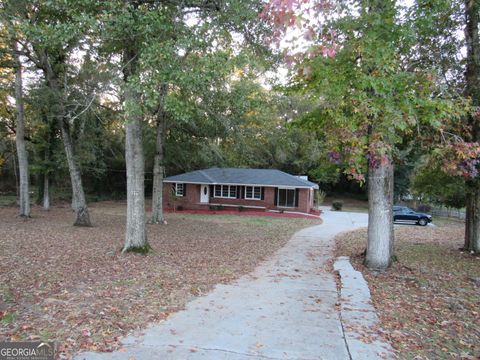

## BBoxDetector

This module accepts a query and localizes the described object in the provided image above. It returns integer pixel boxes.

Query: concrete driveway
[76,209,393,360]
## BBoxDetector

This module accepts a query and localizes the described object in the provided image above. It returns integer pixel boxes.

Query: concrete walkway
[76,209,392,360]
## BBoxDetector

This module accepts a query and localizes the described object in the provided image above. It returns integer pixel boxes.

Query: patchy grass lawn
[0,201,319,359]
[335,221,480,359]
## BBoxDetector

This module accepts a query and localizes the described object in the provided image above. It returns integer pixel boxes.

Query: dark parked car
[393,206,432,226]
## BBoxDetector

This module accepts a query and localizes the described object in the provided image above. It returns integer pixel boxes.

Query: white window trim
[175,183,184,197]
[277,188,296,208]
[213,185,237,199]
[245,186,262,200]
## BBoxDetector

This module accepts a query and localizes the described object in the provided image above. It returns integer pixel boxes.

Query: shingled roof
[164,168,319,189]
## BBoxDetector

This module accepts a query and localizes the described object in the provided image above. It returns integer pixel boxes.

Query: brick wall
[295,188,314,213]
[209,187,273,209]
[163,183,314,213]
[163,183,205,210]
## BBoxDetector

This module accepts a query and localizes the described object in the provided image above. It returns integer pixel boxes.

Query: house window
[174,183,184,197]
[278,188,295,208]
[214,185,236,198]
[245,186,262,200]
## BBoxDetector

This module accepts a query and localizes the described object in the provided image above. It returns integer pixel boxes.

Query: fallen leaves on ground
[335,221,480,359]
[0,201,319,359]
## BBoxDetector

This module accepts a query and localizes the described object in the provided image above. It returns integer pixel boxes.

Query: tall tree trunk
[465,185,480,252]
[36,116,54,209]
[42,126,52,210]
[150,84,168,224]
[464,0,480,252]
[365,157,394,270]
[12,41,30,218]
[465,194,471,249]
[43,173,50,210]
[40,55,91,226]
[122,44,148,253]
[471,190,480,252]
[60,123,91,226]
[71,187,79,211]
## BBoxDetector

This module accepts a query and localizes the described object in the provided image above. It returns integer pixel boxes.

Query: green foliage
[0,0,324,205]
[332,200,343,211]
[314,189,326,207]
[218,84,326,174]
[294,0,463,181]
[109,0,277,178]
[408,0,464,92]
[308,161,341,185]
[411,163,466,209]
[393,141,423,202]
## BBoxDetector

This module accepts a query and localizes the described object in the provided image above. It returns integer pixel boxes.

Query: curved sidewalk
[76,210,392,360]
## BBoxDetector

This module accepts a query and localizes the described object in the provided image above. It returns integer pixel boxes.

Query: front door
[200,184,209,203]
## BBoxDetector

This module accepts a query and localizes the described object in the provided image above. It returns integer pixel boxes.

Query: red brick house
[163,168,319,214]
